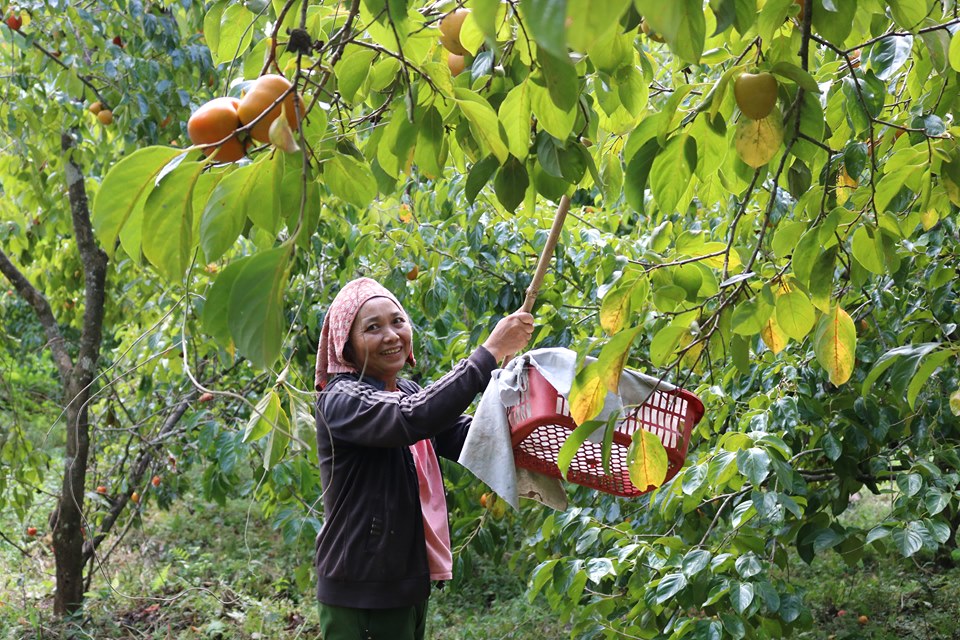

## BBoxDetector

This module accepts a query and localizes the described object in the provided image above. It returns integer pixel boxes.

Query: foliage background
[1,0,959,637]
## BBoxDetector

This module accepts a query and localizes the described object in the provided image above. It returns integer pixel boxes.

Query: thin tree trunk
[50,131,108,616]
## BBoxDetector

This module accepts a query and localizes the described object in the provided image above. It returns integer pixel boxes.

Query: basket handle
[520,194,571,314]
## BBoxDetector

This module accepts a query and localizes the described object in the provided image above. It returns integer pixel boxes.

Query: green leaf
[814,305,857,386]
[731,297,774,336]
[649,325,688,367]
[202,0,227,60]
[906,349,953,409]
[325,153,378,209]
[529,78,577,141]
[893,522,924,557]
[565,0,631,52]
[584,557,616,584]
[465,156,499,203]
[455,88,510,163]
[93,146,185,258]
[729,581,755,614]
[227,245,292,370]
[896,472,922,498]
[264,408,291,470]
[807,246,837,313]
[861,343,941,398]
[142,160,205,281]
[244,390,280,442]
[649,134,695,214]
[202,257,246,348]
[887,0,929,31]
[870,34,914,80]
[520,0,568,58]
[681,549,712,577]
[538,48,579,112]
[493,156,529,212]
[737,447,770,486]
[681,464,707,496]
[557,418,603,478]
[812,0,856,44]
[950,31,960,72]
[623,138,660,213]
[655,573,687,604]
[335,46,377,103]
[770,61,821,93]
[925,489,949,516]
[634,0,705,63]
[791,226,822,288]
[528,560,559,600]
[775,289,816,341]
[215,3,255,64]
[414,106,446,179]
[200,163,258,263]
[499,81,533,160]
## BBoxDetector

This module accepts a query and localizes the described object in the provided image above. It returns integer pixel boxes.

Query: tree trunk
[50,131,108,616]
[52,381,91,615]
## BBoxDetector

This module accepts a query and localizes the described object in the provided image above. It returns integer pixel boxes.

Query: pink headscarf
[315,277,415,390]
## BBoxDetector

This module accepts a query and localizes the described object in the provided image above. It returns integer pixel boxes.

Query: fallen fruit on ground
[439,8,470,55]
[97,109,114,125]
[734,71,778,120]
[858,615,868,625]
[188,97,245,162]
[237,74,301,144]
[447,53,465,77]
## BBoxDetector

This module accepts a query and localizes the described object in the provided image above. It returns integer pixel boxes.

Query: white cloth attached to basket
[459,347,677,511]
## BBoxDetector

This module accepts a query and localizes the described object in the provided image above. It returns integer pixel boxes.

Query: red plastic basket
[507,366,704,497]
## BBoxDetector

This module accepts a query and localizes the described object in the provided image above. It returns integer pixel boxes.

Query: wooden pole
[520,194,571,313]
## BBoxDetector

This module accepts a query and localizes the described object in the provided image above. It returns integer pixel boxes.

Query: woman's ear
[342,342,356,367]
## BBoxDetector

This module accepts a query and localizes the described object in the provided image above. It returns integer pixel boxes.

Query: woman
[313,277,534,639]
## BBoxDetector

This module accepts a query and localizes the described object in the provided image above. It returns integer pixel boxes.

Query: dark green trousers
[317,600,427,640]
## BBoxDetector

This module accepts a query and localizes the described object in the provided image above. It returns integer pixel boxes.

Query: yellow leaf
[598,326,643,394]
[836,166,858,206]
[734,108,783,168]
[600,274,648,335]
[920,209,939,230]
[569,362,606,425]
[760,313,789,354]
[814,306,857,385]
[627,429,669,492]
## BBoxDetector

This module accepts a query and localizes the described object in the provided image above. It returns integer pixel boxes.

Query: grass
[0,495,565,639]
[3,487,959,639]
[790,490,960,640]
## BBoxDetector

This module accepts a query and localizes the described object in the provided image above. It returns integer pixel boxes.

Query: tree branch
[62,132,108,391]
[0,250,73,384]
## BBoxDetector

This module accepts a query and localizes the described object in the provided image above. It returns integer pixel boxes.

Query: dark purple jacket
[313,347,496,608]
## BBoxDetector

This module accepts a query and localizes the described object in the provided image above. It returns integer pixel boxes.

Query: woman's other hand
[482,311,535,362]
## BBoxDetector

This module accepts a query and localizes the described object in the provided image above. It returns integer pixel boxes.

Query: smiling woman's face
[346,297,412,389]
